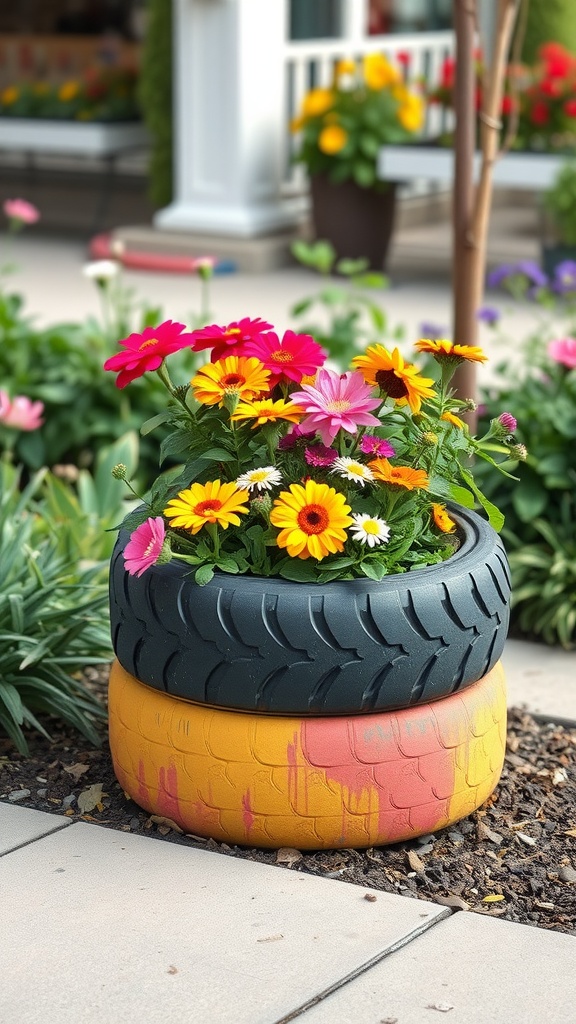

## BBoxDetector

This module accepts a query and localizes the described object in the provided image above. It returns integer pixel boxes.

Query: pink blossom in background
[123,517,166,577]
[498,412,517,433]
[0,391,44,431]
[3,198,40,225]
[548,337,576,369]
[360,434,396,458]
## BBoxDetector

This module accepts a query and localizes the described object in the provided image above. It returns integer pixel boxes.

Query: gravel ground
[1,665,575,936]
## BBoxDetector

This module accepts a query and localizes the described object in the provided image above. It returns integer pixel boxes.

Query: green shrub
[477,309,576,648]
[0,462,113,753]
[138,0,173,208]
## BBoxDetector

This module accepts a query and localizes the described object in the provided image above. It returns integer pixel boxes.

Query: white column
[155,0,304,237]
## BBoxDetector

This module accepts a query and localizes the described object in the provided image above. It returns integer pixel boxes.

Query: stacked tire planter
[108,506,511,850]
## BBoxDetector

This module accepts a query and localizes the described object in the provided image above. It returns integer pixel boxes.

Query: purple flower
[476,305,500,326]
[486,261,548,291]
[277,425,316,450]
[499,412,517,433]
[418,321,448,340]
[552,260,576,295]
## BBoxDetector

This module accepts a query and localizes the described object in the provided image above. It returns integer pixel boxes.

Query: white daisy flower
[236,466,282,492]
[331,456,374,487]
[82,259,119,283]
[350,513,391,548]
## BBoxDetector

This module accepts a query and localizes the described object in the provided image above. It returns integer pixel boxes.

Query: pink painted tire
[108,660,507,850]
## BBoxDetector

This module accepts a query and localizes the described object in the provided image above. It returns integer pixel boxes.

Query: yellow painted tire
[108,659,507,850]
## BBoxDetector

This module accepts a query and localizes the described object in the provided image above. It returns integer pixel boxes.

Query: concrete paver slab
[0,820,447,1024]
[503,639,576,724]
[0,802,71,855]
[296,911,575,1024]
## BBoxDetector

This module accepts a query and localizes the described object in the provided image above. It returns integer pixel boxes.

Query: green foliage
[138,0,173,208]
[0,462,112,754]
[289,239,403,367]
[543,161,576,246]
[0,67,140,122]
[0,287,192,486]
[521,0,576,66]
[477,327,576,648]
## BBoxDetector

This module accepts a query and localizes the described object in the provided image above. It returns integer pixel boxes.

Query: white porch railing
[282,30,456,194]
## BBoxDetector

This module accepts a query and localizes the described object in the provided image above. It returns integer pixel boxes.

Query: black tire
[109,506,511,715]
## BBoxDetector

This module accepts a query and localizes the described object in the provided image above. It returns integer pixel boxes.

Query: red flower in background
[190,317,273,361]
[564,99,576,118]
[103,320,196,388]
[530,101,550,126]
[539,41,575,79]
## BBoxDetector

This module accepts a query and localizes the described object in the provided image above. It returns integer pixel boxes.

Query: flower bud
[509,442,528,461]
[250,493,273,518]
[112,463,127,480]
[173,384,190,403]
[498,411,517,433]
[421,430,438,446]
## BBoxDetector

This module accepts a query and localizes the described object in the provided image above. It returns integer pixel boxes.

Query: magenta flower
[277,425,316,451]
[0,391,44,431]
[3,198,40,225]
[190,317,273,361]
[123,517,167,577]
[243,329,326,385]
[304,443,339,467]
[360,434,396,458]
[498,412,517,433]
[103,320,196,388]
[290,368,381,445]
[548,337,576,370]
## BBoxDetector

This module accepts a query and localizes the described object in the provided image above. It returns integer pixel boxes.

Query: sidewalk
[1,230,575,1023]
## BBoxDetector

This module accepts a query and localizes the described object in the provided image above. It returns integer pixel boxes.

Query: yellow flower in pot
[290,54,424,270]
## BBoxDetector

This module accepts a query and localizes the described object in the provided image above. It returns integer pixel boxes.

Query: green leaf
[141,410,174,435]
[195,564,215,586]
[359,560,387,581]
[200,448,236,462]
[278,560,319,583]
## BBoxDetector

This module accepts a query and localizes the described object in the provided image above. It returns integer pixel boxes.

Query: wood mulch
[1,664,575,936]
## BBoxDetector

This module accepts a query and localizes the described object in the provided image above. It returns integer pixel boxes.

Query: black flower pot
[309,174,398,272]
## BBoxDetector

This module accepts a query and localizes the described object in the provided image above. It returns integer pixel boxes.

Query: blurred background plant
[289,239,404,367]
[0,65,140,122]
[477,266,576,648]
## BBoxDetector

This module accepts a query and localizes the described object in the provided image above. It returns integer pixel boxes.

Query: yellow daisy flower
[1,86,19,105]
[414,338,488,363]
[351,345,436,414]
[231,398,303,426]
[318,123,348,154]
[302,87,334,119]
[368,458,430,491]
[58,80,80,102]
[270,480,352,561]
[397,93,424,132]
[363,53,400,90]
[441,411,466,430]
[164,480,249,535]
[191,356,270,406]
[432,503,457,534]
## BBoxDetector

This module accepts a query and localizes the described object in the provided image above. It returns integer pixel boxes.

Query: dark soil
[1,664,576,936]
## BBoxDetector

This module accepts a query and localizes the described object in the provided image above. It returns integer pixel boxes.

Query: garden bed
[1,664,575,936]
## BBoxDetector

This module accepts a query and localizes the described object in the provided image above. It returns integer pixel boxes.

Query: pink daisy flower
[360,434,396,458]
[548,337,576,370]
[190,317,273,361]
[123,517,167,577]
[290,368,381,445]
[103,320,196,388]
[243,329,326,385]
[277,425,316,451]
[305,443,339,467]
[0,391,44,431]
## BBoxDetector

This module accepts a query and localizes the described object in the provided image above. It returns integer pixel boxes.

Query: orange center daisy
[271,350,294,363]
[139,338,159,350]
[194,499,223,517]
[297,503,330,535]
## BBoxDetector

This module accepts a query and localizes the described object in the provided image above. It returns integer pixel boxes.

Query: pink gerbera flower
[0,391,44,431]
[190,317,273,361]
[243,329,326,385]
[103,320,195,388]
[123,517,168,577]
[290,368,381,445]
[548,337,576,369]
[360,434,396,458]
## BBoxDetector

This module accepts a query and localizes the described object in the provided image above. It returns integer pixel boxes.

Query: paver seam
[269,906,451,1024]
[0,816,73,858]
